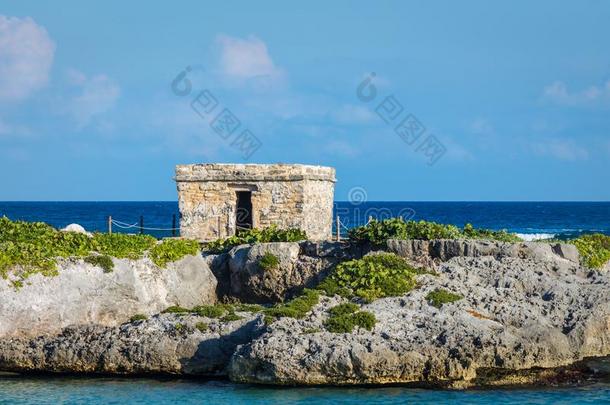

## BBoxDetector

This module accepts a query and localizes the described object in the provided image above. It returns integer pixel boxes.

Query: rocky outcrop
[0,255,217,338]
[210,241,357,303]
[0,313,265,375]
[228,253,610,387]
[386,239,581,266]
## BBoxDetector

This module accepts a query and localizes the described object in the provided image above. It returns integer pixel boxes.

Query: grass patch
[301,327,322,334]
[195,321,208,332]
[174,323,185,332]
[426,288,463,308]
[220,312,243,322]
[130,314,147,322]
[192,304,227,318]
[84,254,114,273]
[263,288,320,321]
[324,304,376,333]
[317,253,420,303]
[572,233,610,269]
[149,238,199,268]
[10,279,23,290]
[348,218,521,246]
[258,252,280,270]
[204,225,307,253]
[162,305,191,314]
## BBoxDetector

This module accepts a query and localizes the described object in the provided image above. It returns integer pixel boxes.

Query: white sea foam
[515,233,557,241]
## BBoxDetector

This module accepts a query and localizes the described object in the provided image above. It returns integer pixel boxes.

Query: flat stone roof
[175,163,336,182]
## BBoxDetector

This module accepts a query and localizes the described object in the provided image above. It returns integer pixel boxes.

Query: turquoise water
[0,377,609,404]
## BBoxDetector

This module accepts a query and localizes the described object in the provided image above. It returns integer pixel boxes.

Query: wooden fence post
[139,216,144,235]
[108,216,112,234]
[336,216,340,241]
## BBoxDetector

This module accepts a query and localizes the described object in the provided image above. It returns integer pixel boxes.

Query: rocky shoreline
[1,239,609,388]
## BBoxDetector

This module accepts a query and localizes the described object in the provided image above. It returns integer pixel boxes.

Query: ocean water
[0,377,609,405]
[0,201,609,240]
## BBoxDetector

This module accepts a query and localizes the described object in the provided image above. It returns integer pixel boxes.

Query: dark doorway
[235,191,253,232]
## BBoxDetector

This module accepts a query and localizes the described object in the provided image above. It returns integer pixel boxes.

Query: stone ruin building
[175,163,336,241]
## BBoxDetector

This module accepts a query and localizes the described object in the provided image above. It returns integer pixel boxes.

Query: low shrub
[174,323,185,331]
[204,225,307,253]
[220,312,243,322]
[324,304,376,333]
[162,305,191,314]
[328,302,359,317]
[426,288,463,308]
[317,253,419,303]
[348,218,521,246]
[195,321,208,332]
[263,288,320,321]
[233,303,266,312]
[192,304,227,318]
[149,238,199,268]
[572,233,610,269]
[84,254,114,273]
[92,233,156,260]
[258,252,280,270]
[130,314,147,322]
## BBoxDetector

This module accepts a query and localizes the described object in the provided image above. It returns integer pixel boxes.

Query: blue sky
[0,0,609,201]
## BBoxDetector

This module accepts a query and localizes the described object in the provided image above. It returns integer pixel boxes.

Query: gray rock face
[227,242,347,303]
[0,255,217,338]
[228,254,610,387]
[386,239,581,266]
[0,313,265,375]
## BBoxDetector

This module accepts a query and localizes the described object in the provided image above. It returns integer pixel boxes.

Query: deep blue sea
[0,201,609,240]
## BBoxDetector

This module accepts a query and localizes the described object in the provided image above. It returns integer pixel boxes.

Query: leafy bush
[92,233,156,259]
[348,218,521,246]
[462,223,522,243]
[263,288,320,321]
[328,302,359,317]
[195,322,208,332]
[317,253,420,303]
[324,304,376,333]
[204,225,307,253]
[149,238,199,268]
[162,305,191,314]
[572,233,610,269]
[130,314,147,322]
[259,252,280,270]
[84,254,114,273]
[426,288,463,308]
[0,217,202,280]
[220,312,243,322]
[192,304,227,318]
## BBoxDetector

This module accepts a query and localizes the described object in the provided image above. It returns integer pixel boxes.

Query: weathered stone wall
[175,164,335,241]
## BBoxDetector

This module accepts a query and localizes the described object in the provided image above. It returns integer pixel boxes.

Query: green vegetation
[84,254,114,273]
[149,238,199,268]
[92,233,156,259]
[192,304,226,318]
[317,253,424,303]
[10,279,23,290]
[572,233,610,269]
[301,327,322,334]
[0,217,201,281]
[426,288,463,308]
[258,252,280,270]
[263,288,320,321]
[220,312,243,322]
[328,302,360,317]
[204,225,307,253]
[174,323,185,332]
[324,303,376,333]
[348,218,521,246]
[162,305,191,314]
[130,314,148,322]
[195,321,208,332]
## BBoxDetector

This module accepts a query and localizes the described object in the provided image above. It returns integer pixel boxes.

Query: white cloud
[215,34,286,88]
[542,80,610,106]
[531,138,589,161]
[64,70,120,128]
[0,15,55,102]
[469,117,494,135]
[323,139,360,157]
[330,104,376,125]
